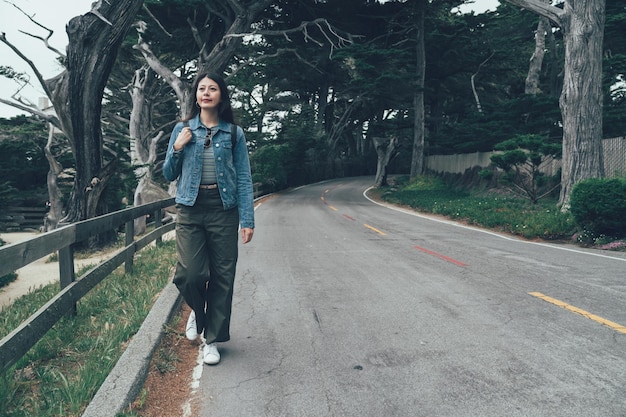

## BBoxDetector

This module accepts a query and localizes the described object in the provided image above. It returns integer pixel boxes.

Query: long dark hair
[182,72,235,124]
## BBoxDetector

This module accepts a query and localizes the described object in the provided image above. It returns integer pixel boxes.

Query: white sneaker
[203,342,221,365]
[185,311,198,341]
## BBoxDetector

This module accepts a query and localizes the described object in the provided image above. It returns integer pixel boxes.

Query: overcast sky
[0,0,501,119]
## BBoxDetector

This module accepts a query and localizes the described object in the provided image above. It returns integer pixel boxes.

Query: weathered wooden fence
[0,197,175,371]
[426,136,626,178]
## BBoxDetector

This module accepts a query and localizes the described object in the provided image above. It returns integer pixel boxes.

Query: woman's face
[196,77,221,112]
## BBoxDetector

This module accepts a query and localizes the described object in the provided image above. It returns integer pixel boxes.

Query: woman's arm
[163,123,187,181]
[233,125,255,231]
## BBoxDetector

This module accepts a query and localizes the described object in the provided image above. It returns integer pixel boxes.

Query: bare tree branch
[0,32,55,100]
[471,51,495,113]
[142,4,173,37]
[17,30,65,57]
[251,48,324,73]
[504,0,565,27]
[0,96,38,117]
[5,1,66,57]
[133,35,188,104]
[224,18,356,58]
[186,16,207,53]
[327,97,362,152]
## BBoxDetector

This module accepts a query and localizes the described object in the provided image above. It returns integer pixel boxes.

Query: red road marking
[413,246,468,267]
[342,214,356,221]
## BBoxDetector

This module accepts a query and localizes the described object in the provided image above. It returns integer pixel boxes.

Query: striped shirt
[201,129,218,185]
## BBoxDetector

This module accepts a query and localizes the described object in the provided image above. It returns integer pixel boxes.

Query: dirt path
[0,232,109,309]
[0,231,175,309]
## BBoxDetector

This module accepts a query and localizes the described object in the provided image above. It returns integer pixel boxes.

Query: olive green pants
[173,188,239,344]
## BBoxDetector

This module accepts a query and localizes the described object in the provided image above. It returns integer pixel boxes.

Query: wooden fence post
[125,220,134,274]
[58,245,77,316]
[154,209,163,246]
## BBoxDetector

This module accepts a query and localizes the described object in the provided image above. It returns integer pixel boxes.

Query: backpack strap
[231,124,238,148]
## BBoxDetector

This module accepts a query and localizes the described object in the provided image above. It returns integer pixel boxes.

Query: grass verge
[376,175,578,241]
[0,239,176,417]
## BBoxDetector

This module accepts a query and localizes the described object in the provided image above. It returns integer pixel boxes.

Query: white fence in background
[426,136,626,178]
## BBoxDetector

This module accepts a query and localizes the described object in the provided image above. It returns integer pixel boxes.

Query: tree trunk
[410,0,426,178]
[525,12,550,94]
[190,0,273,114]
[374,135,399,187]
[61,0,145,224]
[506,0,606,209]
[43,124,64,231]
[546,23,561,97]
[557,0,605,208]
[128,65,169,235]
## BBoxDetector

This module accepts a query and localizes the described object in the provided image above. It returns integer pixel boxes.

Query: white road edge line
[185,203,263,415]
[182,343,205,417]
[363,186,626,263]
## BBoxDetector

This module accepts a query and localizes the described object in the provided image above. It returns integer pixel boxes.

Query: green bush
[0,271,17,288]
[379,175,576,240]
[0,238,18,288]
[250,144,289,192]
[570,178,626,237]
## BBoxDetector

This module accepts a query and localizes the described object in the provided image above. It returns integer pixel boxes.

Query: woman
[163,72,254,365]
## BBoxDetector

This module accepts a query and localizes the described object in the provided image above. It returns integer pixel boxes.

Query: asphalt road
[195,176,626,417]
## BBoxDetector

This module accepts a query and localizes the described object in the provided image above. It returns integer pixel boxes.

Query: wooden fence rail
[0,197,175,371]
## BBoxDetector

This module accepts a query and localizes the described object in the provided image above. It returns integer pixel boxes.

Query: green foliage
[430,95,562,154]
[0,66,28,83]
[494,134,561,156]
[264,106,327,187]
[489,134,561,204]
[478,169,494,181]
[0,238,17,288]
[333,40,414,108]
[0,240,177,416]
[570,178,626,238]
[0,272,17,288]
[100,156,138,214]
[0,118,49,207]
[402,175,454,192]
[250,144,289,192]
[0,181,19,208]
[0,116,74,209]
[381,175,575,240]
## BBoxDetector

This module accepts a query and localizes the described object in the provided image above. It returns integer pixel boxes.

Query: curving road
[196,176,626,417]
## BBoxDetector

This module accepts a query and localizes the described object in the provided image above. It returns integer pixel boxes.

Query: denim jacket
[163,116,255,229]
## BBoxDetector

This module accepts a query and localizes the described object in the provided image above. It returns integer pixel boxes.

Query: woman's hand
[241,228,254,244]
[173,127,193,151]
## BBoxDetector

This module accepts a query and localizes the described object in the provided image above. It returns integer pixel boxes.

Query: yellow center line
[529,291,626,335]
[363,224,386,235]
[328,205,338,211]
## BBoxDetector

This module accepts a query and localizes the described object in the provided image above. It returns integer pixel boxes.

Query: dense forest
[0,0,624,227]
